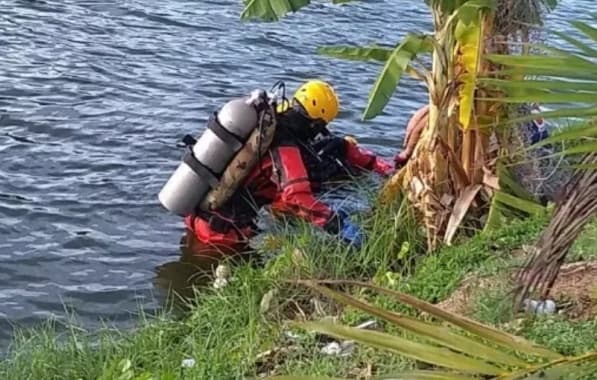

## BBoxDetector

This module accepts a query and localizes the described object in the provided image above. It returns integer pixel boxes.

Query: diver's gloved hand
[330,206,365,249]
[340,219,364,249]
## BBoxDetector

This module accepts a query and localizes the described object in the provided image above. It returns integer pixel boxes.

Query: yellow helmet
[292,80,339,124]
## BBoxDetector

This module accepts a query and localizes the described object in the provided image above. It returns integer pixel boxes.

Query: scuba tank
[158,89,277,217]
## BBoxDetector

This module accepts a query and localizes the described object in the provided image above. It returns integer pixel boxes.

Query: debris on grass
[438,260,597,321]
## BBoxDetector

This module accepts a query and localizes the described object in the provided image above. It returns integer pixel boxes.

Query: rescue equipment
[158,89,277,216]
[293,80,339,124]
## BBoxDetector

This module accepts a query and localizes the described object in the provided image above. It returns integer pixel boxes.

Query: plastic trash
[181,358,196,368]
[215,264,231,279]
[523,299,556,315]
[213,277,229,289]
[213,264,231,289]
[320,341,354,357]
[320,319,376,357]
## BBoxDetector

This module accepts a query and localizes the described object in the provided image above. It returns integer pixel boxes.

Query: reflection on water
[153,230,256,308]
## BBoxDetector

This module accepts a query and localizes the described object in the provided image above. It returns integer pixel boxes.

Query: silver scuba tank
[158,97,260,217]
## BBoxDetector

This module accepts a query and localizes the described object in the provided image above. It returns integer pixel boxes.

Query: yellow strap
[275,99,291,114]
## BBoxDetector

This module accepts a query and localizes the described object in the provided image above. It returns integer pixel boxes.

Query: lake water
[0,0,593,351]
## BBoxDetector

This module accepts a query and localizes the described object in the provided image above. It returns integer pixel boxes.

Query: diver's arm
[270,145,345,233]
[343,139,394,177]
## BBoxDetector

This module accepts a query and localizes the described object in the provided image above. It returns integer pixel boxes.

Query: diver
[158,80,417,252]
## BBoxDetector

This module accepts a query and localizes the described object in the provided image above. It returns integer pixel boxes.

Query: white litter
[523,299,556,315]
[213,277,229,289]
[319,319,376,357]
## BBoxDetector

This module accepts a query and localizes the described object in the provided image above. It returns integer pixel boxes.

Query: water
[0,0,592,351]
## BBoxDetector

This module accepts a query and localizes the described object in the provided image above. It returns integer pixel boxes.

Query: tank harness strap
[207,214,234,232]
[202,212,255,241]
[208,113,244,152]
[182,149,219,189]
[181,134,197,147]
[271,147,309,189]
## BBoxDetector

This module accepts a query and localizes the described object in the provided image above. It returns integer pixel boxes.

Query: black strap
[183,150,219,188]
[182,134,197,147]
[270,148,285,185]
[208,114,244,152]
[323,212,343,235]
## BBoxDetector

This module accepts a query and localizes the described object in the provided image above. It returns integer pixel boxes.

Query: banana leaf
[362,34,431,120]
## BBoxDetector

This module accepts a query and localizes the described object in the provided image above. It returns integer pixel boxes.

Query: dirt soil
[437,260,597,321]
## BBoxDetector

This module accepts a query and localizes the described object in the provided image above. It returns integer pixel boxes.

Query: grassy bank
[1,196,595,379]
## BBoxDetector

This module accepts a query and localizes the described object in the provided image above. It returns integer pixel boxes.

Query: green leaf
[552,30,597,57]
[299,281,562,360]
[426,0,469,14]
[483,194,508,233]
[307,283,528,367]
[487,107,597,128]
[557,141,597,156]
[362,34,430,120]
[264,376,349,380]
[294,321,504,375]
[479,93,597,104]
[498,69,596,82]
[240,0,356,21]
[377,371,478,379]
[240,0,310,21]
[571,20,597,42]
[494,191,546,216]
[318,45,394,62]
[456,0,496,25]
[501,356,597,379]
[543,0,558,10]
[479,78,597,92]
[486,55,597,78]
[497,164,536,202]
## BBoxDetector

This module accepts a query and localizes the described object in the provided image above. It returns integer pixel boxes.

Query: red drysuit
[184,139,393,247]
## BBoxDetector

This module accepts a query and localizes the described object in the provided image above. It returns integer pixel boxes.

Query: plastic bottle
[523,299,556,315]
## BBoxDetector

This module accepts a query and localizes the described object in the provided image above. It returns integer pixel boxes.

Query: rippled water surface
[0,0,593,350]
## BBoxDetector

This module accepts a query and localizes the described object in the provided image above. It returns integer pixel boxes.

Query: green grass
[569,217,597,262]
[0,267,271,379]
[0,199,595,379]
[467,217,597,361]
[397,214,548,304]
[520,317,597,356]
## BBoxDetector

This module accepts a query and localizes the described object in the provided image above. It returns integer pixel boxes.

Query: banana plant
[263,280,597,380]
[238,0,560,250]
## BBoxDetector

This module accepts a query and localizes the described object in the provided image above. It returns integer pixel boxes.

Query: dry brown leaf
[444,184,483,245]
[440,193,455,207]
[483,166,500,190]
